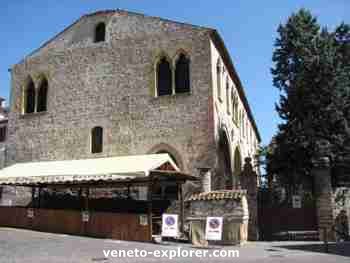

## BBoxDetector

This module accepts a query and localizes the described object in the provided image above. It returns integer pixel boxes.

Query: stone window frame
[154,50,191,98]
[173,50,191,94]
[154,54,173,97]
[242,113,245,138]
[36,76,48,113]
[226,77,231,115]
[233,93,239,126]
[238,108,242,130]
[216,59,222,102]
[21,74,49,116]
[22,76,35,114]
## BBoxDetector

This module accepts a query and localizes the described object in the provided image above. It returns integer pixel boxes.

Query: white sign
[205,217,223,241]
[27,208,34,218]
[82,211,90,222]
[292,195,302,208]
[161,214,178,237]
[139,214,148,226]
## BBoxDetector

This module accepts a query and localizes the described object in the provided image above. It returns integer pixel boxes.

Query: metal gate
[258,189,318,240]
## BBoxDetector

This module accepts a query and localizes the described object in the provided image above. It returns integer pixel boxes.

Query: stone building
[7,9,260,186]
[0,97,9,204]
[2,10,261,239]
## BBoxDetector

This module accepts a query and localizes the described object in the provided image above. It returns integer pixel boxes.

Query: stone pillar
[240,157,258,241]
[0,146,5,169]
[312,157,336,241]
[198,167,211,193]
[0,146,5,205]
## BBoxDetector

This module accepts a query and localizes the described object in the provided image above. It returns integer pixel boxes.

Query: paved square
[0,228,349,263]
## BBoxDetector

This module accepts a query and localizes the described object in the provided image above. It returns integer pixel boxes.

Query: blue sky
[1,0,349,145]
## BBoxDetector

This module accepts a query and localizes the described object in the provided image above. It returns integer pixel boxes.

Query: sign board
[139,214,148,226]
[27,208,34,218]
[205,217,223,241]
[161,214,178,237]
[292,195,302,208]
[82,211,90,222]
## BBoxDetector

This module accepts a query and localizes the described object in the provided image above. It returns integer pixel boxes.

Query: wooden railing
[0,207,150,242]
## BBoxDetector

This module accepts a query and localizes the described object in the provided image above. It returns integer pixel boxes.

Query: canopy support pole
[31,187,35,208]
[38,187,42,208]
[147,178,153,241]
[84,188,89,211]
[178,182,185,235]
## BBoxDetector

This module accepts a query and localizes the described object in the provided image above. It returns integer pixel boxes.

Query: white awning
[0,154,182,186]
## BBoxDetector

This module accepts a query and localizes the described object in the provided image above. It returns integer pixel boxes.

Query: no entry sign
[162,214,178,237]
[205,217,223,240]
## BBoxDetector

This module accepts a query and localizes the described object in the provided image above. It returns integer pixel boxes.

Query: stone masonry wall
[7,11,216,177]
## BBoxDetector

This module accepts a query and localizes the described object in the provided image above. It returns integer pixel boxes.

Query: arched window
[234,98,239,123]
[91,126,103,154]
[231,89,235,118]
[94,22,106,43]
[216,59,221,100]
[242,114,245,137]
[37,77,48,112]
[24,77,35,114]
[175,53,190,93]
[157,57,172,96]
[226,79,230,115]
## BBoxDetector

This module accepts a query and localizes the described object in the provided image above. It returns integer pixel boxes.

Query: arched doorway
[233,147,242,187]
[156,150,178,167]
[148,143,184,171]
[218,130,233,190]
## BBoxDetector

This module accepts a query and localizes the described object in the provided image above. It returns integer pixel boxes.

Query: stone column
[198,167,211,193]
[240,157,259,241]
[312,157,336,241]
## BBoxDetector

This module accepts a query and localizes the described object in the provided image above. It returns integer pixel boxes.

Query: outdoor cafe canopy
[0,154,196,187]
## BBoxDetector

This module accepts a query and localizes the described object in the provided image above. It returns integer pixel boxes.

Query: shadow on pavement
[275,242,350,257]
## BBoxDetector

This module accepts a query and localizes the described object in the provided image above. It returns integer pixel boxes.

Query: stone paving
[0,228,349,263]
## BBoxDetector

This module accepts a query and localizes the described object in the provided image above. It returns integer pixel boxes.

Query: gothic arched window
[25,77,35,114]
[216,59,222,100]
[226,78,230,115]
[234,98,239,123]
[157,57,172,96]
[231,89,235,118]
[37,77,48,112]
[175,53,190,93]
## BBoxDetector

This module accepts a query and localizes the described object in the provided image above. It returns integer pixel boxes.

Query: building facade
[0,97,9,205]
[6,10,260,196]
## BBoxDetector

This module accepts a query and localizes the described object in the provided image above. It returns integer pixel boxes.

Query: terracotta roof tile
[186,190,247,201]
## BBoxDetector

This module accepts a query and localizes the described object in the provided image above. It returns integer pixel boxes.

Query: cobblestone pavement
[0,228,349,263]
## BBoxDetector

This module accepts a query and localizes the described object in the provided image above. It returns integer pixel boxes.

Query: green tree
[269,9,350,187]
